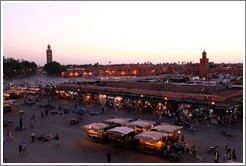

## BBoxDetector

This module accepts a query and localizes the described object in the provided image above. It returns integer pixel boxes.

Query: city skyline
[2,1,245,66]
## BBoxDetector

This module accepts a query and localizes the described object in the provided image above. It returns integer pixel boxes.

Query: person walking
[184,142,189,153]
[32,114,35,121]
[223,145,229,161]
[9,129,13,140]
[41,110,44,118]
[18,144,23,156]
[31,131,35,143]
[214,150,220,163]
[30,118,34,129]
[206,119,210,129]
[232,149,237,161]
[181,133,184,143]
[191,145,196,157]
[107,151,111,163]
[195,118,199,127]
[6,128,13,141]
[44,108,49,116]
[54,133,60,146]
[227,148,231,160]
[22,142,27,156]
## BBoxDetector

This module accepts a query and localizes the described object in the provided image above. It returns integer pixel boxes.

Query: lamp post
[19,110,24,130]
[211,101,215,108]
[211,101,215,118]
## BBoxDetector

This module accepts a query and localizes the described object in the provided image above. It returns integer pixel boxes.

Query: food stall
[106,126,135,148]
[83,122,117,143]
[127,119,156,133]
[104,118,131,126]
[3,100,15,112]
[134,131,168,155]
[151,123,183,144]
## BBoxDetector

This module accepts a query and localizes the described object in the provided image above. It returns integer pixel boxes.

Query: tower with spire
[46,44,53,64]
[199,50,209,80]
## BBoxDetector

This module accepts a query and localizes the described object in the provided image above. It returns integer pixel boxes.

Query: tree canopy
[3,57,37,78]
[43,61,65,76]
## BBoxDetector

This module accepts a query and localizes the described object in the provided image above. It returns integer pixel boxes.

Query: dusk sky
[2,1,245,66]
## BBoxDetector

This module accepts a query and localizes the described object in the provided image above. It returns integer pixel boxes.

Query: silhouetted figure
[41,111,44,118]
[227,148,231,160]
[45,108,49,116]
[22,142,27,156]
[55,133,60,146]
[107,151,111,163]
[31,131,35,143]
[181,133,184,142]
[18,144,22,156]
[191,145,196,157]
[232,149,237,161]
[32,114,35,121]
[214,151,220,163]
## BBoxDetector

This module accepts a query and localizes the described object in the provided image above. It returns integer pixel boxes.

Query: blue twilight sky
[2,1,245,66]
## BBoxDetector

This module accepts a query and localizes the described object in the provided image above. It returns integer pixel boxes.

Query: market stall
[134,131,168,155]
[104,118,131,126]
[151,123,183,144]
[106,126,135,148]
[127,119,156,133]
[83,122,117,143]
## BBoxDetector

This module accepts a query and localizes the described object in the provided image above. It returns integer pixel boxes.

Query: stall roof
[104,118,130,126]
[128,119,155,128]
[106,126,134,136]
[152,123,183,133]
[3,100,16,107]
[134,131,168,141]
[83,122,109,130]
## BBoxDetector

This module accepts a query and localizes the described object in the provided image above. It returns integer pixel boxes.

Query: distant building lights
[69,72,73,77]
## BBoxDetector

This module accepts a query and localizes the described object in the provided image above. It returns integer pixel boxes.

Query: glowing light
[69,72,73,77]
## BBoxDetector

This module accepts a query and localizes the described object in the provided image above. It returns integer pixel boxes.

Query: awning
[128,119,155,128]
[152,123,183,133]
[106,126,134,136]
[134,131,168,141]
[83,122,109,130]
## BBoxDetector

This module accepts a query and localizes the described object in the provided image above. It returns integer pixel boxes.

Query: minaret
[199,50,209,80]
[46,44,53,64]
